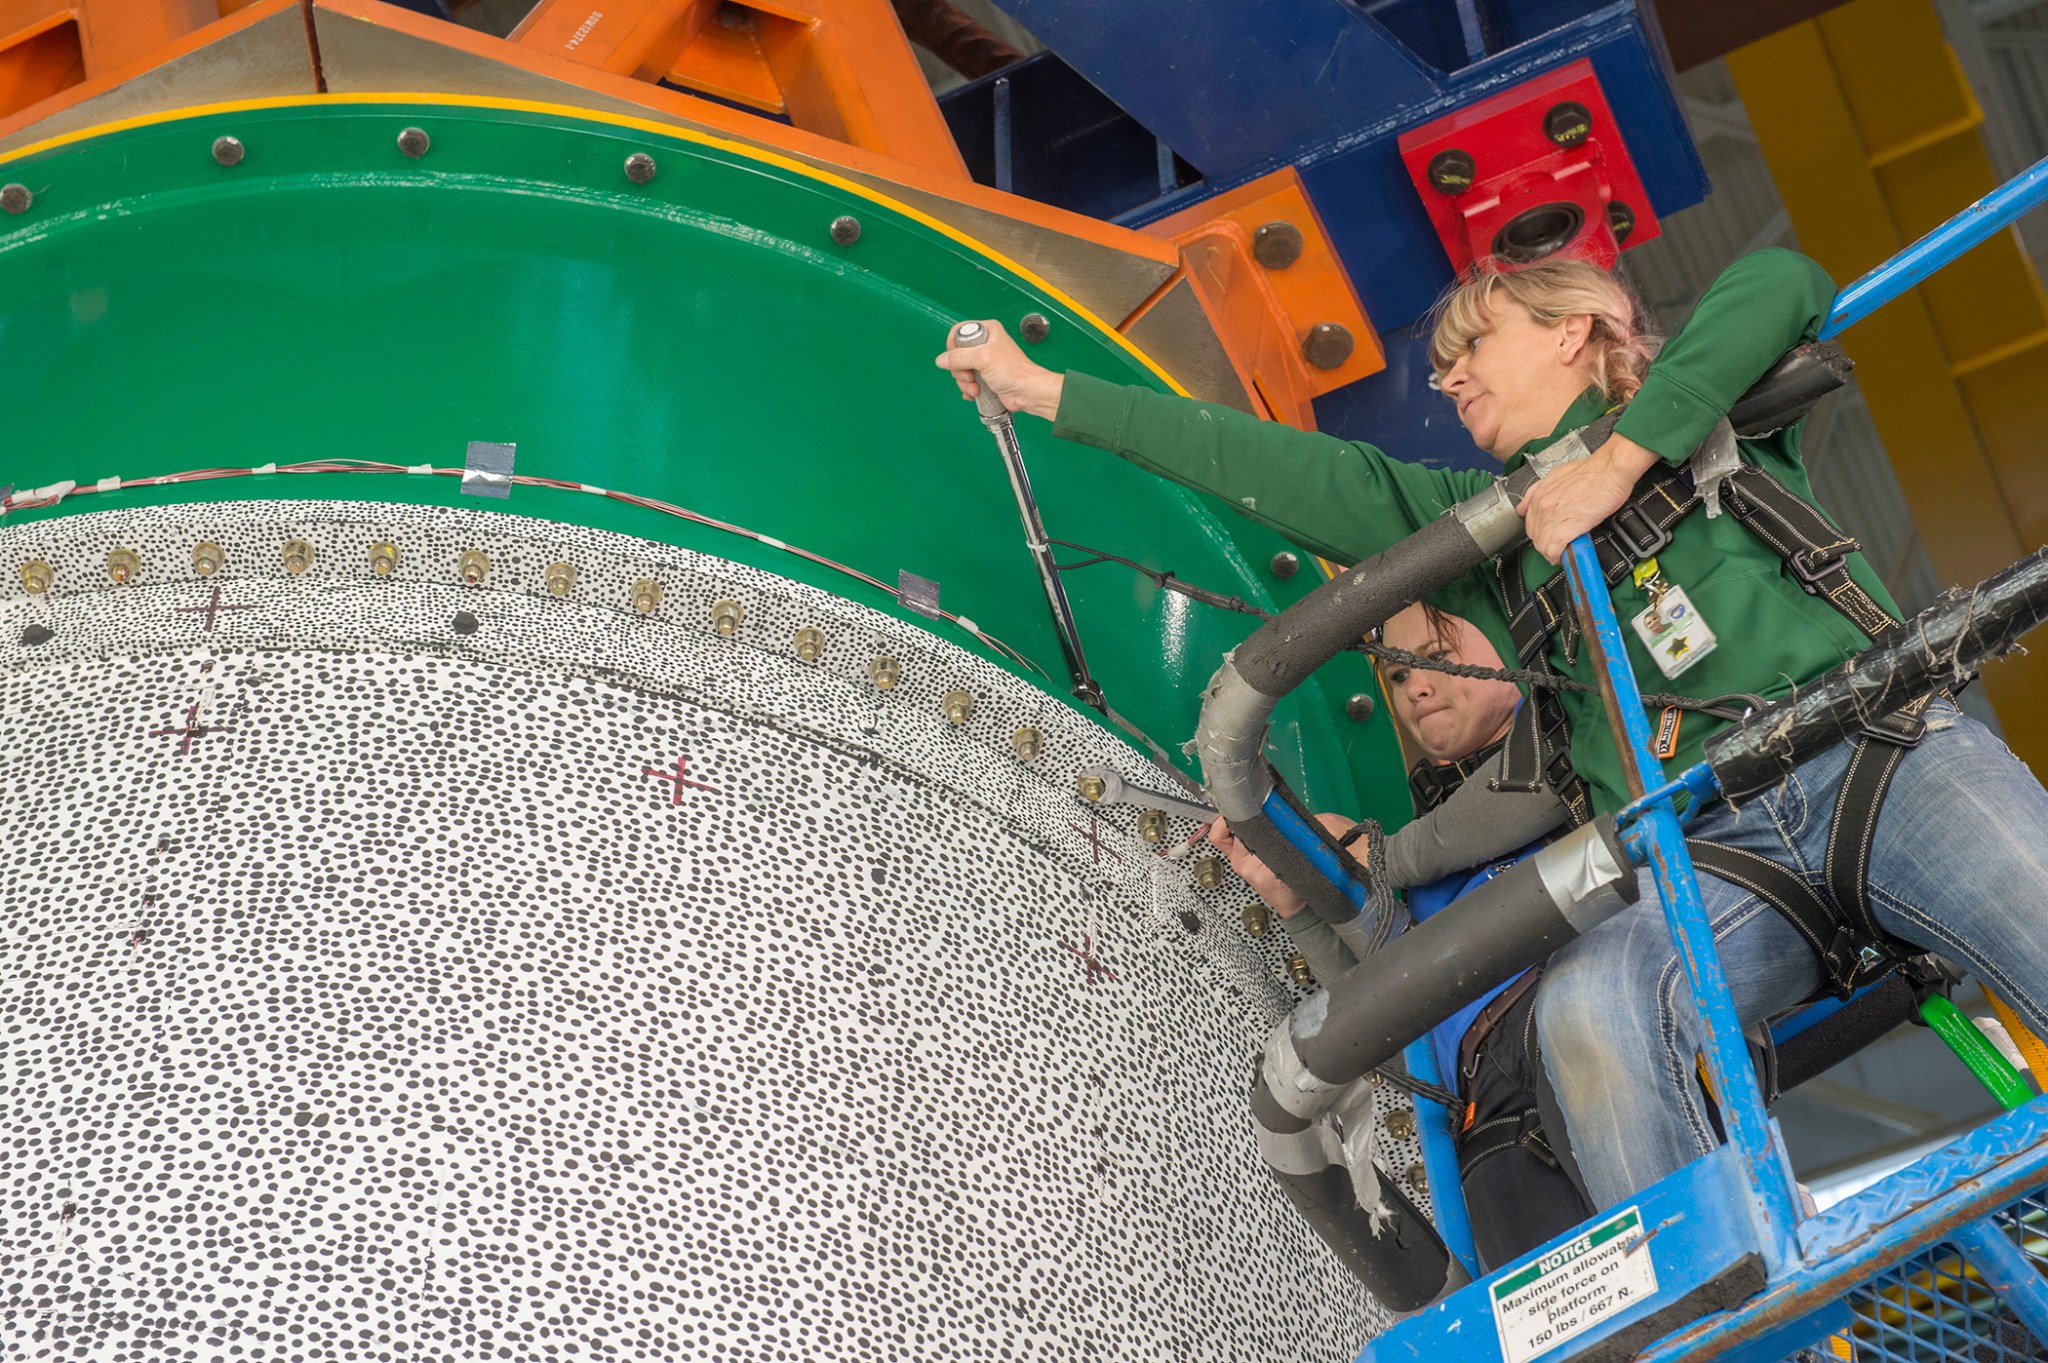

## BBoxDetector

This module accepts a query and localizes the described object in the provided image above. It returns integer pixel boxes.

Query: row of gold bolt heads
[1073,759,1301,976]
[13,547,1064,746]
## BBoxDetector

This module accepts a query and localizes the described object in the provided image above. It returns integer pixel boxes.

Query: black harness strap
[1684,840,1899,1001]
[1406,735,1508,815]
[1486,442,1929,1000]
[1717,469,1899,641]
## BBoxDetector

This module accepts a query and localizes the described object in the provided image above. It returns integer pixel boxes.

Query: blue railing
[1266,150,2048,1359]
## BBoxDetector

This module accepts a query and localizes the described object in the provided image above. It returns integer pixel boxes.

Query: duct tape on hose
[1531,817,1638,933]
[1328,1077,1394,1236]
[1259,995,1347,1123]
[1193,657,1278,821]
[1251,1077,1393,1238]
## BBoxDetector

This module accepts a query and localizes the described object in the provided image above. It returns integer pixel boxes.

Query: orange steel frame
[0,0,1381,430]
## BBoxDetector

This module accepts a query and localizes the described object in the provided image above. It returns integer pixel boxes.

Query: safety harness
[1492,445,1932,1002]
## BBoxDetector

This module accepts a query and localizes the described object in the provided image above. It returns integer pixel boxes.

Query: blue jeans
[1534,699,2048,1208]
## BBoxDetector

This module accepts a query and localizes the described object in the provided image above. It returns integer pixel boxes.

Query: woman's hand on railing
[1517,431,1661,563]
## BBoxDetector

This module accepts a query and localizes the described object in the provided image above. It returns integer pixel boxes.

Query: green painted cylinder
[0,97,1407,822]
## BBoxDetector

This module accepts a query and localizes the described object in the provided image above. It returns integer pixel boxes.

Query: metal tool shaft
[952,321,1103,708]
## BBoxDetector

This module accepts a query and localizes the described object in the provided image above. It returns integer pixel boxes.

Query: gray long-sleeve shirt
[1286,752,1570,983]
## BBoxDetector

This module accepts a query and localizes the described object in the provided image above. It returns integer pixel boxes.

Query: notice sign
[1490,1205,1658,1363]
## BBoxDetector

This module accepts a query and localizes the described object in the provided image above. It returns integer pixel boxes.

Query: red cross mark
[150,700,227,755]
[642,755,722,805]
[1061,934,1119,986]
[1067,816,1123,865]
[174,584,255,633]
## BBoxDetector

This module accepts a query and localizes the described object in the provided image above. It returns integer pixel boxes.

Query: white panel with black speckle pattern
[0,501,1421,1362]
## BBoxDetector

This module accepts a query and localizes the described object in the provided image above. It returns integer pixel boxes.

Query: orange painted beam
[306,0,1165,275]
[0,0,307,134]
[0,8,83,116]
[513,0,963,179]
[509,0,716,82]
[1147,166,1385,407]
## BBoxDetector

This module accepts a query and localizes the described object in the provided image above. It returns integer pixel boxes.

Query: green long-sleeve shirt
[1052,248,1899,816]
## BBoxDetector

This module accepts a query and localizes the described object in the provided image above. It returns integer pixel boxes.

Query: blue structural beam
[982,0,1706,332]
[1404,1037,1482,1280]
[1632,1096,2048,1362]
[1824,150,2048,338]
[1560,535,1803,1277]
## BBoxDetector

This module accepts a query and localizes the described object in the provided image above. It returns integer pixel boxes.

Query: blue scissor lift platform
[1349,155,2048,1363]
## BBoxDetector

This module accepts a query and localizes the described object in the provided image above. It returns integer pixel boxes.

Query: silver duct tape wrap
[1191,657,1278,822]
[1260,995,1348,1124]
[1450,481,1526,559]
[0,500,1434,1361]
[1255,1115,1346,1178]
[1532,819,1640,933]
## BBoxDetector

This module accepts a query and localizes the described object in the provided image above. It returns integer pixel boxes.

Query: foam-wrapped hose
[1706,546,2048,805]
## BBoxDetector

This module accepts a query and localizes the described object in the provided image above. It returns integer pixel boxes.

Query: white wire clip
[95,475,122,493]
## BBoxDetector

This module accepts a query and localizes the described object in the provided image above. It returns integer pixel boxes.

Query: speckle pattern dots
[0,501,1420,1361]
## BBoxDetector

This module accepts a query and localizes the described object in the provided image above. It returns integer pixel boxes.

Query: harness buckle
[1789,539,1858,591]
[1607,503,1672,564]
[1820,926,1896,1001]
[1862,704,1929,748]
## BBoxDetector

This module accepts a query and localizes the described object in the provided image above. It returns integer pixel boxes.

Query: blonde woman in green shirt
[938,249,2048,1213]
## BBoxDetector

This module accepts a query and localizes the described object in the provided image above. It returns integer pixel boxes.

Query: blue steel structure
[940,0,1707,465]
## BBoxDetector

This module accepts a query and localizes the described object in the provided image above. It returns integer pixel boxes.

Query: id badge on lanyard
[1629,558,1717,680]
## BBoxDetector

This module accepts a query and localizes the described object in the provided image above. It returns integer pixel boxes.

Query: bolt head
[624,152,657,185]
[1287,954,1314,987]
[636,580,667,615]
[1269,550,1299,580]
[545,562,577,597]
[1386,1108,1416,1140]
[1608,200,1636,244]
[369,541,399,576]
[1137,809,1167,843]
[942,687,973,725]
[1193,854,1224,890]
[458,549,491,586]
[1543,100,1593,148]
[829,215,862,246]
[452,610,480,636]
[107,548,140,584]
[1076,773,1106,802]
[1346,692,1375,723]
[212,136,245,167]
[0,183,31,215]
[1302,323,1355,371]
[794,626,826,663]
[1425,149,1476,196]
[397,126,430,159]
[1252,221,1304,270]
[1407,1162,1428,1192]
[709,597,742,633]
[1019,313,1051,343]
[867,654,902,689]
[281,539,314,575]
[19,559,52,594]
[1241,902,1271,938]
[192,542,225,576]
[1011,726,1043,761]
